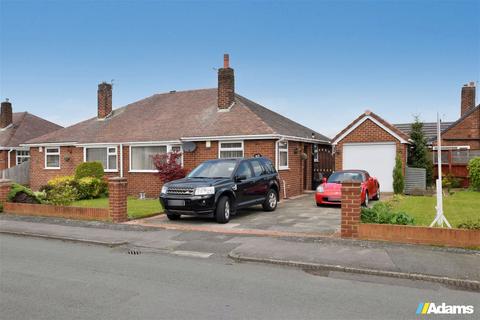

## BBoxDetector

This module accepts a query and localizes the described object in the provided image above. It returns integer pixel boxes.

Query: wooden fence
[1,160,30,185]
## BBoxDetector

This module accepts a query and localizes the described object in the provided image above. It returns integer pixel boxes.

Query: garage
[343,142,396,192]
[332,110,410,193]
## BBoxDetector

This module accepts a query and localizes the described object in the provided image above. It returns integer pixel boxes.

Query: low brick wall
[3,202,110,221]
[359,223,480,248]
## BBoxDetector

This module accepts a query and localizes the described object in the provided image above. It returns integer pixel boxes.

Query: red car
[315,170,380,206]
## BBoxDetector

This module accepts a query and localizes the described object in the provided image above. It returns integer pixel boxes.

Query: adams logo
[416,302,474,315]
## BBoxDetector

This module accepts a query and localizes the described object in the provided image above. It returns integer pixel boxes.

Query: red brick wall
[341,181,361,238]
[359,223,480,248]
[334,118,407,173]
[0,150,19,170]
[440,108,480,149]
[3,202,109,221]
[29,139,314,199]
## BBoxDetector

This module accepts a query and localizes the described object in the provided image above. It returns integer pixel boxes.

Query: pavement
[128,193,341,237]
[1,214,479,291]
[3,235,479,320]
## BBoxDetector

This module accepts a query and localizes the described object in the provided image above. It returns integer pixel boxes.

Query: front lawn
[70,197,163,220]
[388,190,480,227]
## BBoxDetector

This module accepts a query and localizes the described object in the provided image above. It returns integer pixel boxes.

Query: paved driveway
[131,193,341,236]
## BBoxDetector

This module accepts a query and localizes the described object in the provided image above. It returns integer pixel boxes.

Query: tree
[468,157,480,191]
[393,154,404,194]
[153,152,187,183]
[408,116,434,185]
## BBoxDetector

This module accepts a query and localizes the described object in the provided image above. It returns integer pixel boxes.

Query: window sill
[104,170,119,173]
[278,167,290,171]
[128,170,158,173]
[44,167,61,170]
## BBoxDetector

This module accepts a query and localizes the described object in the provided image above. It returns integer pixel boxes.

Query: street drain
[127,248,141,255]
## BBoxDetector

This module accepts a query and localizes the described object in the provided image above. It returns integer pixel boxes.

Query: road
[0,235,478,320]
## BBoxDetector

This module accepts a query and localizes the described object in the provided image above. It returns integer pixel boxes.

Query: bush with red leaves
[153,152,187,183]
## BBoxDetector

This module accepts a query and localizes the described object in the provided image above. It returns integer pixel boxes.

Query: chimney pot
[223,54,230,68]
[98,82,113,119]
[218,54,235,110]
[1,99,13,129]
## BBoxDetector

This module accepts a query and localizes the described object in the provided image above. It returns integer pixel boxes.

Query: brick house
[332,111,410,192]
[0,99,62,171]
[24,55,331,198]
[332,82,479,190]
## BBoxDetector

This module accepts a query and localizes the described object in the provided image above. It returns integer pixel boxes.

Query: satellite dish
[182,141,197,152]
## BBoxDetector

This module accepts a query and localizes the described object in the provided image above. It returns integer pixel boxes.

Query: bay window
[45,147,60,169]
[277,140,289,170]
[219,141,244,158]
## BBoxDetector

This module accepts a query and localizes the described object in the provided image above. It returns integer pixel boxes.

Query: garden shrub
[0,203,3,212]
[76,177,108,200]
[392,154,404,194]
[75,162,105,180]
[7,183,41,204]
[44,184,79,205]
[457,219,480,230]
[442,173,461,192]
[361,202,414,225]
[467,157,480,191]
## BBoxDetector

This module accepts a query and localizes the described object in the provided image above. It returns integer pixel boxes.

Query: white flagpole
[430,113,451,228]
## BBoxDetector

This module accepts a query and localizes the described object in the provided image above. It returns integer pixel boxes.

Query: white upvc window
[45,147,60,169]
[130,145,167,172]
[84,146,118,172]
[277,140,289,170]
[16,150,30,165]
[219,141,244,159]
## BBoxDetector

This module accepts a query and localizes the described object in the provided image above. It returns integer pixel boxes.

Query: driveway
[129,193,341,237]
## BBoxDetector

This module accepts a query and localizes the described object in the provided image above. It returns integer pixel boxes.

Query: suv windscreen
[327,171,365,183]
[188,160,237,179]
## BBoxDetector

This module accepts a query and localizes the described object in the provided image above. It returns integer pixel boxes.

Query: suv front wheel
[262,189,278,211]
[215,196,231,224]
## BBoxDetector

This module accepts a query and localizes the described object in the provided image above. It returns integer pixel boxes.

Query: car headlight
[316,185,324,193]
[161,186,168,194]
[194,186,215,196]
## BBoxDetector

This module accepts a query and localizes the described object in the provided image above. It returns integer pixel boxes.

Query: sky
[1,0,479,138]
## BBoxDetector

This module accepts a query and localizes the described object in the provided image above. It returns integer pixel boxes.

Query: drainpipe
[7,148,13,168]
[119,144,124,177]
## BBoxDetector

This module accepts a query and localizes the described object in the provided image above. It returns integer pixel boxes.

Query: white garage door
[343,143,396,192]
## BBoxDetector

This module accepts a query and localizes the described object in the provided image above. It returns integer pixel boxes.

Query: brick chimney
[461,82,476,117]
[1,99,13,129]
[218,54,235,110]
[98,82,112,119]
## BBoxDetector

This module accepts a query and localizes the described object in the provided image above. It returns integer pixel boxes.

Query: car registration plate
[168,200,185,207]
[328,197,341,202]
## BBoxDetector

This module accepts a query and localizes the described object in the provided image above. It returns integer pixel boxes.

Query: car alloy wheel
[268,192,277,208]
[364,191,369,207]
[224,200,230,220]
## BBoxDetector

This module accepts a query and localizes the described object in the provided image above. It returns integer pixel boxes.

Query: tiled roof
[0,112,63,148]
[394,122,454,143]
[26,89,330,145]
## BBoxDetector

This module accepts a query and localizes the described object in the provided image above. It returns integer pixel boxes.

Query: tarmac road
[0,234,478,320]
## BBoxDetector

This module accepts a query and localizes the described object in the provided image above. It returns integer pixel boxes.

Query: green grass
[70,197,163,220]
[388,190,480,227]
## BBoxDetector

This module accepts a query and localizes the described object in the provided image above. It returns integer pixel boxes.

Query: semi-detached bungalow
[24,55,331,198]
[0,99,62,170]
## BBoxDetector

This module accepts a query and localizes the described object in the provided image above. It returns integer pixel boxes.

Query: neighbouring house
[332,82,479,190]
[332,111,411,192]
[0,99,62,171]
[24,55,331,198]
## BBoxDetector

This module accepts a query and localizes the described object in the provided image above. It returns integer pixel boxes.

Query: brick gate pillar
[108,177,128,223]
[341,181,361,238]
[0,179,12,205]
